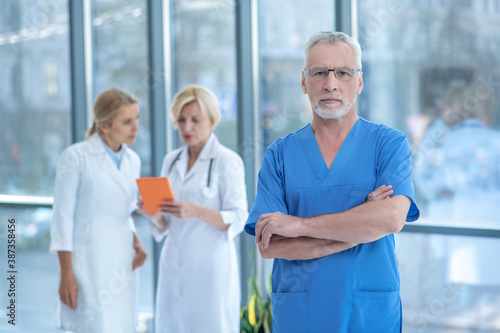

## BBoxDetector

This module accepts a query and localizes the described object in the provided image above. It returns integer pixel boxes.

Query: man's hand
[255,185,394,251]
[255,212,304,251]
[366,185,393,202]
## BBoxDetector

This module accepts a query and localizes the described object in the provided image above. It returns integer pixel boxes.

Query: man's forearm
[302,195,411,244]
[259,235,357,260]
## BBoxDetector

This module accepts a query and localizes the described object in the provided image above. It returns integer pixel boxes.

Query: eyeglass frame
[303,67,362,81]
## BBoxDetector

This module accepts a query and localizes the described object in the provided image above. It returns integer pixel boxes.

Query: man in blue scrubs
[245,32,420,332]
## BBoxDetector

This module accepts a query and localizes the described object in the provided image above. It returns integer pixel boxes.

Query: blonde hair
[86,88,138,140]
[170,85,221,129]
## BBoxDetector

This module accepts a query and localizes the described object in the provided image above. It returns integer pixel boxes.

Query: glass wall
[0,0,70,331]
[170,0,237,151]
[92,0,152,176]
[358,0,500,227]
[0,206,58,332]
[358,0,500,330]
[258,0,335,148]
[397,232,500,332]
[0,0,71,197]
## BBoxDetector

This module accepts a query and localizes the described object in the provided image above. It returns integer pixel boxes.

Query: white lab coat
[50,132,140,333]
[153,134,248,333]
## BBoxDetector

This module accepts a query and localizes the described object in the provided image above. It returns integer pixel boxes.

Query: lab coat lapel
[88,133,133,197]
[117,149,136,197]
[198,133,218,160]
[183,134,218,181]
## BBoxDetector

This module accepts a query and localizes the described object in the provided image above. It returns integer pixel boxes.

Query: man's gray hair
[304,31,362,70]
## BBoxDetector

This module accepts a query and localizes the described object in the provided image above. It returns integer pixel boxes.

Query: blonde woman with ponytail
[50,88,146,333]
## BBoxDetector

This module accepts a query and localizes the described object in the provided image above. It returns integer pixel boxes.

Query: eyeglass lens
[308,68,357,81]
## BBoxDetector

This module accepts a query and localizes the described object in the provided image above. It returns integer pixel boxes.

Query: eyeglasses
[304,67,361,81]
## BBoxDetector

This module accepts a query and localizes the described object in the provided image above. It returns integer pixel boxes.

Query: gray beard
[313,96,356,120]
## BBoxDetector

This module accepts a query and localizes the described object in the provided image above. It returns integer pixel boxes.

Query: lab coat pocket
[271,291,309,333]
[348,290,401,333]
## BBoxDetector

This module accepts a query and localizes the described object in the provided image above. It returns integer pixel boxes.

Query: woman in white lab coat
[50,88,147,333]
[138,85,248,333]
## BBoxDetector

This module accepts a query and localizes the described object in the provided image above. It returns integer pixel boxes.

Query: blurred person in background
[414,83,500,220]
[50,87,147,333]
[435,83,500,311]
[137,84,248,333]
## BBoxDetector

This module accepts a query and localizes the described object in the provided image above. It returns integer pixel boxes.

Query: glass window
[92,0,152,176]
[396,232,500,332]
[0,205,59,332]
[171,0,237,151]
[92,1,154,330]
[358,0,500,331]
[358,0,500,228]
[0,0,70,330]
[0,0,71,197]
[258,0,335,148]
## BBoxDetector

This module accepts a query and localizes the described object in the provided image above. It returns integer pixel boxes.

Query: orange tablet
[136,177,175,213]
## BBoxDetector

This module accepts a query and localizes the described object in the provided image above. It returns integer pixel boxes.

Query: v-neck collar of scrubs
[299,119,360,185]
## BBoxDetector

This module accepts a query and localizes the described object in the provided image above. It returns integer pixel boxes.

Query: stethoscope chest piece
[202,186,216,199]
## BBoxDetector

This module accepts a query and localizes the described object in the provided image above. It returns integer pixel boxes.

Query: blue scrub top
[245,118,419,333]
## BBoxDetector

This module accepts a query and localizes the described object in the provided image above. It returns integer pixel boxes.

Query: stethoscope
[168,150,216,199]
